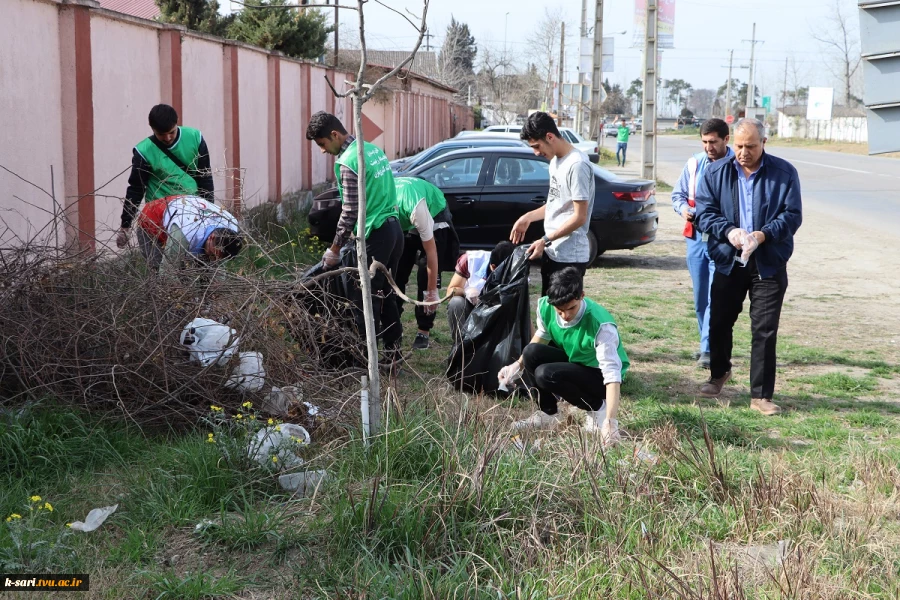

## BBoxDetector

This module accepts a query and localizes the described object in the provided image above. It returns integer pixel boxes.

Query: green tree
[156,0,232,35]
[227,1,333,60]
[440,17,477,74]
[666,78,693,111]
[626,78,642,113]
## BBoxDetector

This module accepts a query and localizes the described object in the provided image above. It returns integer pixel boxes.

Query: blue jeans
[616,142,627,164]
[685,233,715,353]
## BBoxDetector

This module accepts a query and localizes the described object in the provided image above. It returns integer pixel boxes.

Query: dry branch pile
[0,243,368,431]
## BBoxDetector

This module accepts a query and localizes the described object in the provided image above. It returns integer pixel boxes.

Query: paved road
[612,135,900,238]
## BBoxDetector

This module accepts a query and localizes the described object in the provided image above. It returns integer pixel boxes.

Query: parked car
[390,135,527,174]
[557,127,598,154]
[482,124,523,135]
[310,147,658,264]
[632,117,643,131]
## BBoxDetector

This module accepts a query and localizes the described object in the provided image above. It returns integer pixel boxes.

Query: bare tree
[526,8,565,111]
[476,45,516,122]
[687,88,716,118]
[810,0,861,106]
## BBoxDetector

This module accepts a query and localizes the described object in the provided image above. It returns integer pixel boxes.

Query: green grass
[2,225,900,596]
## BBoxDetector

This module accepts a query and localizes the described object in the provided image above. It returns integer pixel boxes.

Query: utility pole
[424,30,433,52]
[557,22,565,123]
[641,0,658,181]
[332,0,339,69]
[743,23,764,117]
[725,50,733,119]
[781,57,788,111]
[575,0,588,136]
[589,0,604,144]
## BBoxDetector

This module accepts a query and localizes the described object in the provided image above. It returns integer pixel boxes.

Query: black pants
[360,217,404,351]
[709,256,788,399]
[541,255,587,297]
[522,343,606,414]
[393,228,453,332]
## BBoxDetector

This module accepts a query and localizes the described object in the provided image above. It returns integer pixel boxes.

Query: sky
[227,0,861,103]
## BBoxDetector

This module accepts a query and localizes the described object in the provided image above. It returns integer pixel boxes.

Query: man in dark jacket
[117,104,214,249]
[695,118,802,416]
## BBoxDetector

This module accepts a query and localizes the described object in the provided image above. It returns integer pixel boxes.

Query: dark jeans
[393,228,453,332]
[360,217,404,351]
[709,255,788,399]
[447,296,474,346]
[616,142,627,164]
[521,343,606,414]
[541,255,588,297]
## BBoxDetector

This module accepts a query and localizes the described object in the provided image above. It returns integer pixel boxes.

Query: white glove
[738,231,759,265]
[116,228,130,249]
[498,361,523,387]
[322,248,340,268]
[423,289,440,315]
[727,228,749,249]
[600,418,621,448]
[464,286,480,305]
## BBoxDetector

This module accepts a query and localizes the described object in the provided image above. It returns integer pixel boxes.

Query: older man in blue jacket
[694,118,802,415]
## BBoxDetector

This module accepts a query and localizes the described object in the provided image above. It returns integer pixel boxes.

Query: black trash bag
[293,243,364,369]
[446,246,532,394]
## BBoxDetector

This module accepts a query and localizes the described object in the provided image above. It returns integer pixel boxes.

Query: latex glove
[322,248,340,268]
[464,287,480,305]
[423,289,440,315]
[116,228,130,249]
[498,361,523,387]
[727,228,750,249]
[600,418,621,448]
[738,231,759,266]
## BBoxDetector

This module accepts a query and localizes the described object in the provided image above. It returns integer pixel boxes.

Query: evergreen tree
[439,17,477,74]
[227,0,332,60]
[156,0,231,36]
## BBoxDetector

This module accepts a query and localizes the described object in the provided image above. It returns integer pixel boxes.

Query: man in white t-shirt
[509,111,596,296]
[136,194,243,272]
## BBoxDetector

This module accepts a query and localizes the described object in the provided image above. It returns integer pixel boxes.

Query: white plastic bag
[738,231,759,266]
[69,504,118,532]
[180,318,239,367]
[224,351,265,392]
[248,424,310,470]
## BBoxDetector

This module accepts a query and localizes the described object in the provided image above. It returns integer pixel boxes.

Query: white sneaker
[583,405,607,433]
[512,410,562,431]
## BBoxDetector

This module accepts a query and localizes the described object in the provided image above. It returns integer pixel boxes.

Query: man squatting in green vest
[498,267,629,448]
[116,104,214,250]
[306,111,404,359]
[393,176,459,350]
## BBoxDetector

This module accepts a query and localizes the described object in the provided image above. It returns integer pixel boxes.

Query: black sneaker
[411,332,430,350]
[697,352,711,369]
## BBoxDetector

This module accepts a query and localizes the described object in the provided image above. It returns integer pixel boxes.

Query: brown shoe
[751,398,782,416]
[699,371,731,397]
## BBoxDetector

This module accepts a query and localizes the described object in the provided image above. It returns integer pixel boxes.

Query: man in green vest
[305,111,404,359]
[616,118,630,167]
[117,104,214,249]
[393,176,460,350]
[498,266,629,447]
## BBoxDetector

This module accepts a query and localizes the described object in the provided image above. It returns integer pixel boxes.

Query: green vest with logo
[334,139,398,239]
[135,126,202,201]
[617,126,630,143]
[394,177,447,233]
[538,297,630,377]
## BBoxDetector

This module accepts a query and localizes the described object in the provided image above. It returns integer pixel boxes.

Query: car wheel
[587,231,600,265]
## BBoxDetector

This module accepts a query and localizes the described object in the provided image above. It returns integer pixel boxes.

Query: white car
[481,124,597,154]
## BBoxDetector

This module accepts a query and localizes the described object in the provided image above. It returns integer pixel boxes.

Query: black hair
[489,241,515,267]
[700,118,730,139]
[148,104,178,132]
[210,229,244,260]
[520,111,560,142]
[306,111,347,140]
[547,266,584,306]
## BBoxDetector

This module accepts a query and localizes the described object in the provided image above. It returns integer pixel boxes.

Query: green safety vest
[134,126,202,201]
[538,297,630,377]
[394,176,447,233]
[334,139,398,239]
[617,126,630,143]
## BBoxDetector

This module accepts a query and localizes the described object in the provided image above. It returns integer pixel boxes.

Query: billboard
[579,37,615,82]
[632,0,675,49]
[806,87,834,120]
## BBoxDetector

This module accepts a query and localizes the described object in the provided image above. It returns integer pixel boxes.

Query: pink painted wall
[280,60,304,194]
[0,0,65,244]
[309,72,330,184]
[237,48,269,207]
[181,35,227,196]
[91,13,161,245]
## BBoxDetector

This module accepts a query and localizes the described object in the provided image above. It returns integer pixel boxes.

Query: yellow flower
[210,405,222,412]
[234,413,243,420]
[66,523,73,528]
[44,502,53,512]
[242,401,252,409]
[274,426,281,432]
[267,418,274,425]
[207,433,216,444]
[272,456,278,463]
[30,496,41,503]
[6,513,22,522]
